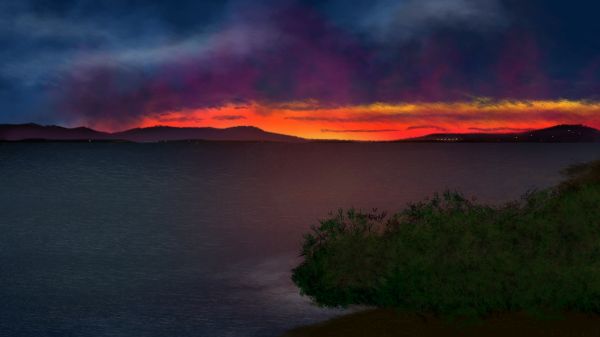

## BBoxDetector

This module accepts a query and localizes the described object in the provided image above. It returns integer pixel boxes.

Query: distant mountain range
[403,125,600,143]
[0,123,304,143]
[1,123,599,143]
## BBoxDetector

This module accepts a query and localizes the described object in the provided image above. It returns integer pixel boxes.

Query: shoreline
[283,309,600,337]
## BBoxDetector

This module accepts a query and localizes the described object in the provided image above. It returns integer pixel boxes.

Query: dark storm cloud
[0,0,240,85]
[322,0,508,43]
[0,0,599,126]
[56,2,369,126]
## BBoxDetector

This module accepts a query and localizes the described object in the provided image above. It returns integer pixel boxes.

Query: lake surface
[1,142,599,337]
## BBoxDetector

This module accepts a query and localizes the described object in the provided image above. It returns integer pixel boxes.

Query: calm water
[1,142,599,337]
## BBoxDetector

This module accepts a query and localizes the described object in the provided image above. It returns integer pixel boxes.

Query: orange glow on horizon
[129,100,600,141]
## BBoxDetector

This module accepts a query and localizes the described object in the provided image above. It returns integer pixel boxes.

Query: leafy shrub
[292,160,600,318]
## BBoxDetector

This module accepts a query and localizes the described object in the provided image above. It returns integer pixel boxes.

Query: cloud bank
[359,0,508,42]
[0,0,598,137]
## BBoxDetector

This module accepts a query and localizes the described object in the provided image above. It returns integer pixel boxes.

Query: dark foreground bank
[287,160,600,336]
[283,309,600,337]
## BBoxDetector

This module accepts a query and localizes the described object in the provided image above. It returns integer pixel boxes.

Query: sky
[0,0,599,140]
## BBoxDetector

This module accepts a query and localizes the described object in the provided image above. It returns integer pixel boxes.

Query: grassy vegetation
[292,160,600,320]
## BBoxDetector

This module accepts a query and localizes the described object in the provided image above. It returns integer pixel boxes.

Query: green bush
[292,160,600,318]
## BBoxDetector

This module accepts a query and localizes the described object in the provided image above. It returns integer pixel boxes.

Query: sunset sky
[1,0,599,140]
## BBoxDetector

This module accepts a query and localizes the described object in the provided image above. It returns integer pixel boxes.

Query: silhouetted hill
[523,124,600,142]
[2,123,599,143]
[112,125,304,142]
[0,123,110,141]
[0,124,305,142]
[405,125,600,143]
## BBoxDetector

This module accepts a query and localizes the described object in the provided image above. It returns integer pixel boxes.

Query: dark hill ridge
[0,123,110,141]
[112,125,304,142]
[0,124,305,143]
[1,123,599,143]
[405,124,600,143]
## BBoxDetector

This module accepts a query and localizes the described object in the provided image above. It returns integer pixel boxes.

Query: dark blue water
[1,142,599,337]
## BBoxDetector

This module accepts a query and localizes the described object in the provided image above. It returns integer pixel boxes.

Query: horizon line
[1,122,598,143]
